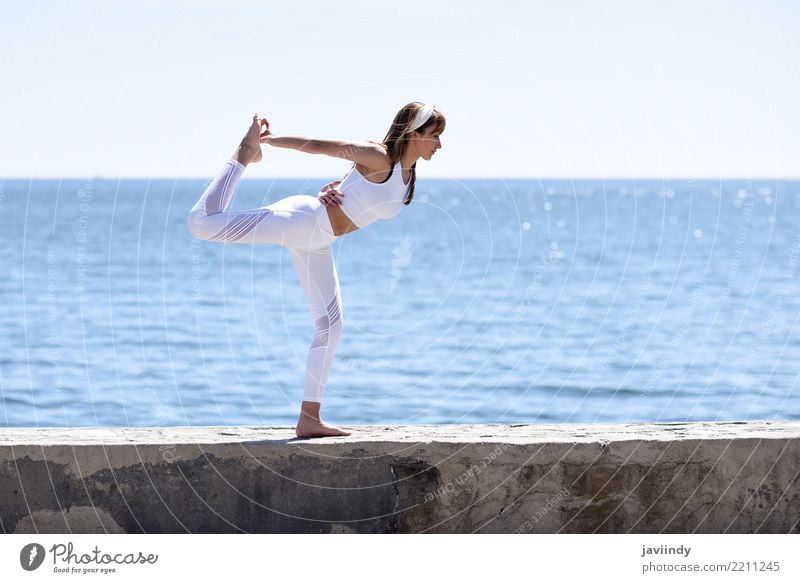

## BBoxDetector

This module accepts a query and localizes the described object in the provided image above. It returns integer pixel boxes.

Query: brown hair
[368,102,446,205]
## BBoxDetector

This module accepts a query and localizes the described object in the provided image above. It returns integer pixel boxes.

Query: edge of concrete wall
[2,421,798,533]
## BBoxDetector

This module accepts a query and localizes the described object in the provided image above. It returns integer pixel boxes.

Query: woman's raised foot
[233,114,263,165]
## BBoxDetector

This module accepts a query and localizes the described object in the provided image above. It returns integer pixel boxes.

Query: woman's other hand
[317,180,344,206]
[258,117,272,143]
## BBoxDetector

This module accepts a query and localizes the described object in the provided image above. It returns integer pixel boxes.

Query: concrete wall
[1,421,798,533]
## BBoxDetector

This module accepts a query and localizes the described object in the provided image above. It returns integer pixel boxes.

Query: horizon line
[2,175,799,181]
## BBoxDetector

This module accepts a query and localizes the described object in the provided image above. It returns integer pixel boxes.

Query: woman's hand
[317,180,344,207]
[258,117,272,143]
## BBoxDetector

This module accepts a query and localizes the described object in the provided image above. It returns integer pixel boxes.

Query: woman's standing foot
[295,401,351,437]
[232,114,264,165]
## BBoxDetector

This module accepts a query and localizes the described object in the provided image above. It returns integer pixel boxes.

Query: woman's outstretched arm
[262,134,389,169]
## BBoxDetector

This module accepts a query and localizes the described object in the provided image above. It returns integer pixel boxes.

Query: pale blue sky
[0,0,797,178]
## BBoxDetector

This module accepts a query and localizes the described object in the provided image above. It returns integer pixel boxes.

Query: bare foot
[233,114,263,165]
[295,418,352,438]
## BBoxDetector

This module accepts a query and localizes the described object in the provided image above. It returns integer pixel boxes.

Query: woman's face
[412,125,442,161]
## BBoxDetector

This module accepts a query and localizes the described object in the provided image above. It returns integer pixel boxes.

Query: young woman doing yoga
[187,101,445,438]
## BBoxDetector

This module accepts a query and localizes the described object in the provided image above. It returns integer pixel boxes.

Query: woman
[187,101,445,438]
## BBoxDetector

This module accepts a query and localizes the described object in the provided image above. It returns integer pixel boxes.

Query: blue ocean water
[1,176,798,427]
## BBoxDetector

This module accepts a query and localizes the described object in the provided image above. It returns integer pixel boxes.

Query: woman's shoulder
[355,142,394,183]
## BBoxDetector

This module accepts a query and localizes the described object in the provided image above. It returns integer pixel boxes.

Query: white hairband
[408,103,438,132]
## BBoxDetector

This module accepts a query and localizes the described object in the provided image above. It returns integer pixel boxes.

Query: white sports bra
[336,160,411,228]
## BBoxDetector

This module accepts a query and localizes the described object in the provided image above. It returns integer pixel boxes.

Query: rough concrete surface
[1,421,798,533]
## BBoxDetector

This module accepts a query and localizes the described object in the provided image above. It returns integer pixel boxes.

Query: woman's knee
[312,308,343,350]
[187,210,212,240]
[328,313,344,345]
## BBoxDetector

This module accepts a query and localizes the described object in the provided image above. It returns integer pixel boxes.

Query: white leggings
[187,159,342,403]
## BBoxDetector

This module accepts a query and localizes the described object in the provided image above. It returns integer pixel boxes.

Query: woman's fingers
[318,180,344,206]
[320,185,344,198]
[319,193,343,206]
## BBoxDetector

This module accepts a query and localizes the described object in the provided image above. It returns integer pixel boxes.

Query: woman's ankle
[228,158,245,171]
[233,145,256,166]
[299,401,322,422]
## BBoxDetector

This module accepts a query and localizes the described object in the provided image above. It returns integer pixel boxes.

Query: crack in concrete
[389,464,400,516]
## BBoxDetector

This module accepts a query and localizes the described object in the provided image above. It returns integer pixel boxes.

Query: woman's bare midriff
[324,160,401,236]
[326,204,360,236]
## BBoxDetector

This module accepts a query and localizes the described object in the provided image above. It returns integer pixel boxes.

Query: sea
[1,176,798,427]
